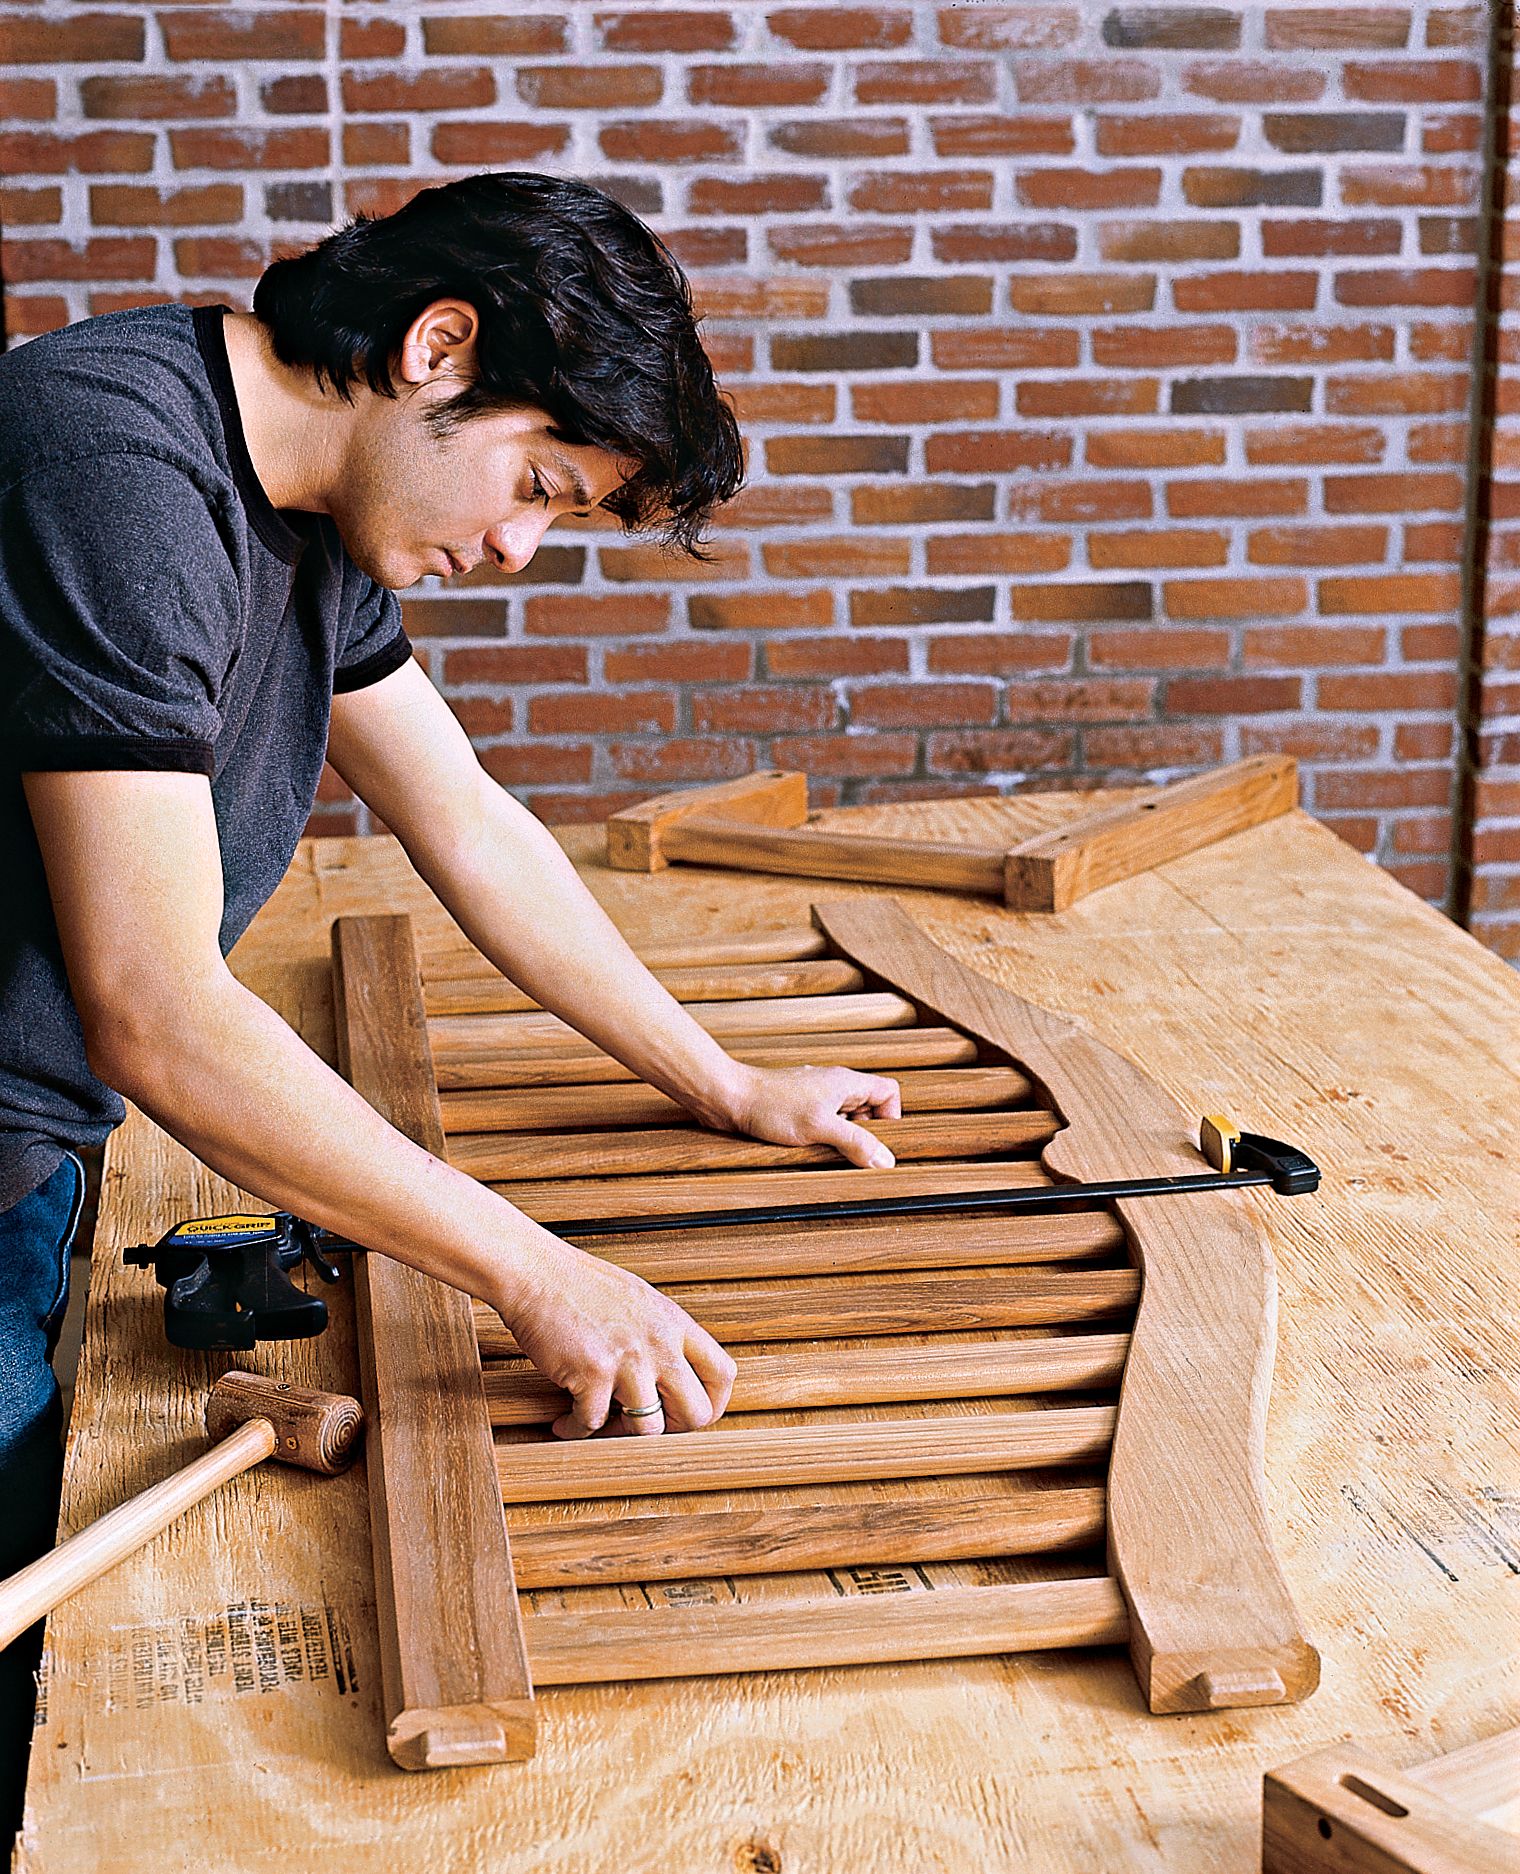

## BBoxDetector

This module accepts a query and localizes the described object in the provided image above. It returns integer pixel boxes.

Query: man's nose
[483,512,553,574]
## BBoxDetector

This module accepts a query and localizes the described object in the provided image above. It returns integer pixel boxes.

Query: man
[0,171,900,1819]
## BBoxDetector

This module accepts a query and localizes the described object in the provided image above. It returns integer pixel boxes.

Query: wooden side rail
[331,914,536,1770]
[814,898,1320,1715]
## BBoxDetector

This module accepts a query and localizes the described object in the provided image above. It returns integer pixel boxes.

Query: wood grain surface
[21,792,1520,1874]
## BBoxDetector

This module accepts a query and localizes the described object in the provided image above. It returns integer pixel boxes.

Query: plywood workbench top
[17,793,1520,1874]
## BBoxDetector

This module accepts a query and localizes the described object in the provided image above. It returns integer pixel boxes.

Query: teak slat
[1002,753,1298,913]
[815,898,1319,1715]
[427,989,917,1056]
[663,815,1009,896]
[524,1208,1125,1284]
[474,1267,1140,1354]
[482,1332,1132,1423]
[489,1158,1056,1225]
[330,914,535,1769]
[507,1486,1108,1588]
[421,923,828,981]
[424,958,865,1018]
[523,1576,1131,1685]
[1264,1739,1520,1874]
[439,1064,1033,1134]
[433,1026,978,1089]
[448,1110,1057,1182]
[495,1405,1115,1502]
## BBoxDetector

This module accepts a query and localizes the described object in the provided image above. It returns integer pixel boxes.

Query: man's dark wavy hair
[252,171,743,555]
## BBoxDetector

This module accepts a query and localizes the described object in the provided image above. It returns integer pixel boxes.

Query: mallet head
[204,1370,364,1475]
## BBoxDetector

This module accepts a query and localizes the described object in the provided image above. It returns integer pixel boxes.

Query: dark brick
[852,484,996,525]
[1171,376,1314,415]
[1263,113,1405,154]
[767,435,911,475]
[848,586,996,628]
[848,276,993,317]
[1419,214,1480,255]
[1010,582,1153,621]
[586,175,663,216]
[265,181,332,223]
[1102,7,1242,49]
[262,75,327,115]
[1183,167,1322,207]
[930,221,1077,264]
[771,331,919,373]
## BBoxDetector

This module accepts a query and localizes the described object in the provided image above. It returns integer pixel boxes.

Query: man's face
[327,389,630,592]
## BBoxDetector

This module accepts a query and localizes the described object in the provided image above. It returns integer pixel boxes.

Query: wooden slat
[1003,753,1298,913]
[448,1110,1058,1182]
[817,898,1320,1715]
[495,1404,1115,1502]
[330,914,535,1769]
[524,1576,1131,1685]
[664,814,1009,896]
[483,1332,1131,1423]
[529,1209,1126,1284]
[490,1157,1056,1224]
[475,1267,1140,1354]
[427,989,917,1057]
[425,958,865,1017]
[508,1486,1108,1587]
[434,1026,979,1090]
[439,1064,1033,1134]
[421,924,828,981]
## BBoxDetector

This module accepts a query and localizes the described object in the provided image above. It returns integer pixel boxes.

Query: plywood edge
[1264,1743,1520,1874]
[331,913,537,1768]
[811,896,1319,1717]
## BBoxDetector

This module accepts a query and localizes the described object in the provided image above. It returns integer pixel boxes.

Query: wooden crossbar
[474,1266,1140,1355]
[433,1025,979,1089]
[425,957,866,1017]
[438,1064,1033,1134]
[507,1486,1109,1588]
[523,1577,1131,1686]
[447,1109,1058,1182]
[482,1333,1131,1422]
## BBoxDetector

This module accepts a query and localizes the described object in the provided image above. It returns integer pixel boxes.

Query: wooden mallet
[0,1370,362,1651]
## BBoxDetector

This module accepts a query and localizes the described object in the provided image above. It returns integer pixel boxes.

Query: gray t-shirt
[0,303,412,1208]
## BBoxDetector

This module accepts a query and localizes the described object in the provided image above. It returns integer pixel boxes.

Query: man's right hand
[500,1235,736,1440]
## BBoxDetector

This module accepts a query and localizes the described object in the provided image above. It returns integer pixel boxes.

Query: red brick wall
[1,2,1510,944]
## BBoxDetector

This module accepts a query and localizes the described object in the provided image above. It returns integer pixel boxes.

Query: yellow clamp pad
[1199,1115,1240,1175]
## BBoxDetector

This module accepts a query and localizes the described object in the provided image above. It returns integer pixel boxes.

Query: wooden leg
[332,914,537,1770]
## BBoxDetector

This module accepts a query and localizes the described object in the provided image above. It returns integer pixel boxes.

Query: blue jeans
[0,1154,84,1835]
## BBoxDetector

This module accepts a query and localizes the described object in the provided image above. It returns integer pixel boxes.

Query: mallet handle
[0,1417,276,1651]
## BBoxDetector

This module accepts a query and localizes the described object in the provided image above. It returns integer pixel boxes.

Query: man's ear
[396,298,480,386]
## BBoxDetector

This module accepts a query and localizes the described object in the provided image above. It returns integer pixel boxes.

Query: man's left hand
[722,1064,901,1170]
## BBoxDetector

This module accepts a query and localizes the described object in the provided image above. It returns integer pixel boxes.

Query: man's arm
[24,766,735,1438]
[326,660,903,1164]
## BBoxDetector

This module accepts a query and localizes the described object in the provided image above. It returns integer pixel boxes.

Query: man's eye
[530,472,551,507]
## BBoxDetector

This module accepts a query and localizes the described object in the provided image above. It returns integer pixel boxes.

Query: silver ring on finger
[620,1399,664,1419]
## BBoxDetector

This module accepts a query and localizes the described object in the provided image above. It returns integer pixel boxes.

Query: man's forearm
[99,967,555,1306]
[409,781,754,1127]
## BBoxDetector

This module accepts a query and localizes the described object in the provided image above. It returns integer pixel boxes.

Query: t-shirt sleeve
[0,450,241,775]
[333,576,411,694]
